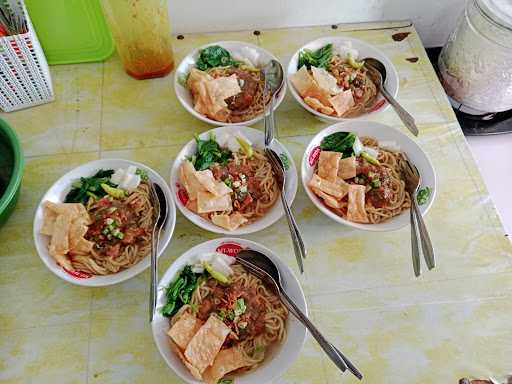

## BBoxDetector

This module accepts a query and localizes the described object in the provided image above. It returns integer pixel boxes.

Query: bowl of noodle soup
[287,36,399,122]
[33,159,176,286]
[174,41,286,126]
[152,237,307,384]
[170,126,297,235]
[302,121,436,232]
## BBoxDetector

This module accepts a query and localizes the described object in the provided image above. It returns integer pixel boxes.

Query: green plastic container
[0,119,24,228]
[24,0,114,65]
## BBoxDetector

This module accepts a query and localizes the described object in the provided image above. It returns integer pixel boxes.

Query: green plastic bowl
[0,118,24,227]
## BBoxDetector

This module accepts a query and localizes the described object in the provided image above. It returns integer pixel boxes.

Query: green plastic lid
[25,0,114,65]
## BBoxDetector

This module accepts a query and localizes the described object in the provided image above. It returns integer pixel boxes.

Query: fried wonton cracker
[338,156,357,180]
[184,315,231,374]
[169,340,203,381]
[203,347,250,384]
[197,191,232,213]
[180,160,206,200]
[312,187,343,209]
[195,170,232,197]
[308,174,348,199]
[304,96,335,115]
[317,151,341,182]
[167,312,204,350]
[347,184,369,223]
[211,212,248,231]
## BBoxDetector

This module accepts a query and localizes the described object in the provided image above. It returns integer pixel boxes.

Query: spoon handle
[279,289,363,379]
[280,192,306,273]
[412,197,436,269]
[264,93,276,147]
[149,182,161,323]
[380,86,419,136]
[410,204,421,277]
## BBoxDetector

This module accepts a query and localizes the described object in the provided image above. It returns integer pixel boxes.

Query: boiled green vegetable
[203,261,230,284]
[100,183,126,199]
[279,153,290,171]
[320,131,357,157]
[297,43,333,70]
[189,133,232,171]
[347,53,365,69]
[135,168,149,182]
[64,169,116,204]
[161,266,199,317]
[417,186,432,205]
[233,298,246,317]
[360,151,380,165]
[196,45,240,71]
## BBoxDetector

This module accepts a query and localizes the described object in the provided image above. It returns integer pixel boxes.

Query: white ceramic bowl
[170,126,297,235]
[301,121,436,232]
[174,40,287,126]
[33,159,176,286]
[287,36,399,122]
[152,237,307,384]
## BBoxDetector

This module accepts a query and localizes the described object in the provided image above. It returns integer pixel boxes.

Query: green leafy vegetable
[417,187,432,205]
[189,133,232,171]
[135,168,149,182]
[218,379,234,384]
[279,153,290,171]
[64,169,116,204]
[196,45,240,71]
[320,132,357,158]
[234,298,246,317]
[297,43,333,70]
[161,266,199,317]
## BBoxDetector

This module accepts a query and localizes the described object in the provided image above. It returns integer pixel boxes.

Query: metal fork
[401,155,435,275]
[235,257,360,378]
[264,147,306,273]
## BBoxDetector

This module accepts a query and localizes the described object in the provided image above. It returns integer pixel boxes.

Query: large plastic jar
[100,0,175,80]
[439,0,512,113]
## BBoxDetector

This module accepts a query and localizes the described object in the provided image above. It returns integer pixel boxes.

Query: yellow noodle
[71,182,154,275]
[171,264,288,372]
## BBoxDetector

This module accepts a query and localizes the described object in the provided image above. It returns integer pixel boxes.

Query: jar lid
[478,0,512,29]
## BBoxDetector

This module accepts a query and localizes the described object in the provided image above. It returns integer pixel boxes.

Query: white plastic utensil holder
[0,6,53,112]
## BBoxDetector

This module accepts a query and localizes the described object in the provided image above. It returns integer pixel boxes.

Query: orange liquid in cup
[101,0,175,80]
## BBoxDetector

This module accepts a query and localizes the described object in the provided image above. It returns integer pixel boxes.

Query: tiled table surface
[1,21,511,384]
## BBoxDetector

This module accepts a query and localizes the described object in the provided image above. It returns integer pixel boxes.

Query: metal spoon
[263,59,284,147]
[264,147,306,273]
[236,249,363,380]
[363,57,419,137]
[149,182,168,322]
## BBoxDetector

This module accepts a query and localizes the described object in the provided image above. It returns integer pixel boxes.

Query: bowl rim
[151,237,308,384]
[0,118,24,215]
[301,120,437,232]
[32,158,176,287]
[286,36,399,121]
[173,40,287,126]
[170,125,298,235]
